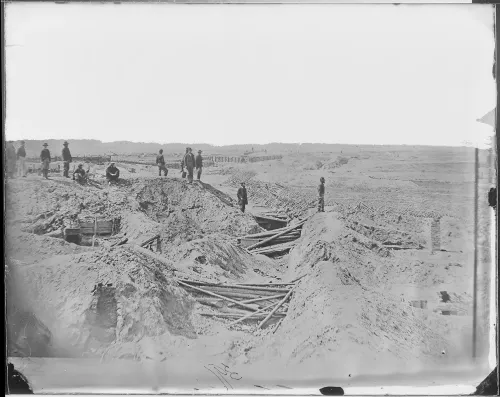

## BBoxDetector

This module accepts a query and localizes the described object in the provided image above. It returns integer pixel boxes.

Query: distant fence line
[25,155,112,164]
[209,155,282,163]
[24,154,282,166]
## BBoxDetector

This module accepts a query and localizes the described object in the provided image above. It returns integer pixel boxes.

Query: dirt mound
[5,179,129,235]
[6,230,92,264]
[6,261,54,357]
[286,213,394,285]
[248,261,451,377]
[165,234,278,281]
[129,179,262,243]
[8,246,196,361]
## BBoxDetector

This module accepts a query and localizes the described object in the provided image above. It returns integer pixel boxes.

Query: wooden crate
[79,220,114,235]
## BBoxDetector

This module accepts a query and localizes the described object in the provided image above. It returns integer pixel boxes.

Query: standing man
[195,150,203,181]
[156,149,168,177]
[40,143,51,179]
[237,182,248,213]
[5,141,17,178]
[318,176,325,212]
[16,141,27,178]
[61,141,72,178]
[183,147,195,184]
[180,147,189,178]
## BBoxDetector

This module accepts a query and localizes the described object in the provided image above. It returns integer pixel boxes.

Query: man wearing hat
[156,149,168,177]
[180,147,189,178]
[73,164,88,184]
[40,143,51,179]
[318,177,325,212]
[106,162,120,184]
[61,141,73,178]
[182,147,195,184]
[237,182,248,213]
[16,141,27,177]
[195,150,203,181]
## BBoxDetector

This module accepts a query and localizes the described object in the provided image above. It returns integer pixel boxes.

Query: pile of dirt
[248,261,452,377]
[164,234,280,282]
[5,179,129,236]
[129,179,262,244]
[6,261,53,358]
[5,178,262,247]
[6,230,92,264]
[345,219,425,249]
[7,245,197,361]
[285,213,395,285]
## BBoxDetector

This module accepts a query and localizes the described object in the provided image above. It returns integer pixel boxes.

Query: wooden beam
[246,218,308,251]
[229,301,279,326]
[178,279,292,294]
[177,280,259,311]
[258,289,294,329]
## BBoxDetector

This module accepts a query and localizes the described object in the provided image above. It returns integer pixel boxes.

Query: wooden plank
[91,217,97,247]
[179,279,291,294]
[258,289,294,329]
[200,313,285,319]
[247,219,308,251]
[229,301,278,326]
[96,221,113,228]
[177,281,259,311]
[228,294,286,308]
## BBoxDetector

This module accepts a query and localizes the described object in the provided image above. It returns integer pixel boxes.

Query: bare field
[5,145,495,393]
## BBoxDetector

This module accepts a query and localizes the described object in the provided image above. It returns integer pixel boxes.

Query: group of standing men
[155,147,203,184]
[6,140,326,214]
[179,147,203,184]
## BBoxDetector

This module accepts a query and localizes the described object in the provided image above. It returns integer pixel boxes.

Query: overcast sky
[5,3,496,147]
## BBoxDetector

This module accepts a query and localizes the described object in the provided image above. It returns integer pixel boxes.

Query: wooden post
[91,217,97,247]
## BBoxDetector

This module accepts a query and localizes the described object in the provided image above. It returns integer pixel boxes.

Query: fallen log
[250,244,295,254]
[240,227,301,240]
[190,290,269,300]
[227,293,286,308]
[111,237,128,247]
[140,234,160,247]
[258,289,294,329]
[196,298,224,309]
[179,279,291,294]
[200,313,285,319]
[229,301,279,326]
[236,283,295,287]
[177,280,259,311]
[247,219,308,251]
[272,318,284,334]
[252,243,296,254]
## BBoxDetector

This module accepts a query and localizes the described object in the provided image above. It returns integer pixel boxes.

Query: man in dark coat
[183,147,195,184]
[318,176,325,212]
[40,143,51,179]
[156,149,168,177]
[16,141,27,177]
[73,164,87,184]
[237,182,248,213]
[195,150,203,181]
[6,141,17,178]
[106,162,120,184]
[61,141,72,178]
[180,147,188,176]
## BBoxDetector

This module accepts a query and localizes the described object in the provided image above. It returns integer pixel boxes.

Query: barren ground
[6,145,495,393]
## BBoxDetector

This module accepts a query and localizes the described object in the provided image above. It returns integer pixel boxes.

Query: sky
[5,3,496,147]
